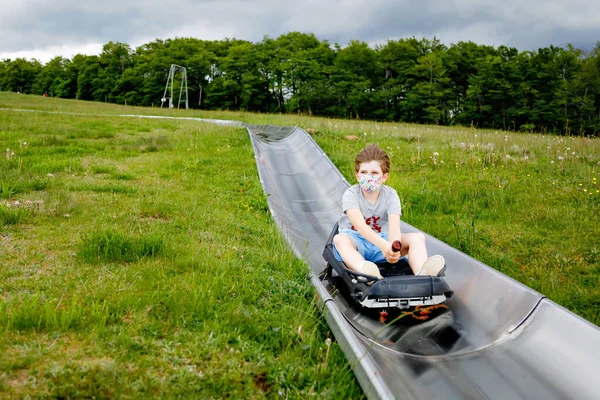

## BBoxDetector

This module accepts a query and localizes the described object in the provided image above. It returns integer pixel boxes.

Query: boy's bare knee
[333,234,353,249]
[404,232,425,245]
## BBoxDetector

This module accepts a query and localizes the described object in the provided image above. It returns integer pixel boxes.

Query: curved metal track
[246,124,600,400]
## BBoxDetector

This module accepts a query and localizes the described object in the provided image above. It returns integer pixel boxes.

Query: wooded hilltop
[2,33,599,135]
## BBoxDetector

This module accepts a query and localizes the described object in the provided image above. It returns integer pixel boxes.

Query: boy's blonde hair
[354,144,391,174]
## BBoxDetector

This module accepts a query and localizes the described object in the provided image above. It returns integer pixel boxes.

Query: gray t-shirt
[339,184,401,234]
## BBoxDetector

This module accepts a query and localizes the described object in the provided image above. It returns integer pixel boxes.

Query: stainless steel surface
[246,124,600,399]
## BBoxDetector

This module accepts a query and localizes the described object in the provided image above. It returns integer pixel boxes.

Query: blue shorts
[333,229,388,264]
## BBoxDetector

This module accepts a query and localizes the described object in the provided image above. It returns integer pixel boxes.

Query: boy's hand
[380,242,401,264]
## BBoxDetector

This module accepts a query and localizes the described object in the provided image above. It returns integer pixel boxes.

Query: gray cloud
[1,0,599,61]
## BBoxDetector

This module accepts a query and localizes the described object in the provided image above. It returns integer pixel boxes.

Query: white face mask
[358,174,383,193]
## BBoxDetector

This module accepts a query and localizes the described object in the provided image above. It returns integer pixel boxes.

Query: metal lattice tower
[161,64,189,109]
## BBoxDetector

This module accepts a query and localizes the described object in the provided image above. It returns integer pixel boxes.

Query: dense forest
[1,33,599,135]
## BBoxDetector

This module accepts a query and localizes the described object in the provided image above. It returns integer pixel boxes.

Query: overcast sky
[1,0,599,63]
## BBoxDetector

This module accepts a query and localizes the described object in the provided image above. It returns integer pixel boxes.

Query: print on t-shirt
[352,215,382,233]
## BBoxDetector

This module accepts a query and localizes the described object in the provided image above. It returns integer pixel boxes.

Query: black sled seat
[323,223,453,310]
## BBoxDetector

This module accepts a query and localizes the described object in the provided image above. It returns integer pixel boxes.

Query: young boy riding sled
[332,144,446,280]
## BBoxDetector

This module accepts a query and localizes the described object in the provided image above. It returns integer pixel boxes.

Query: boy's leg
[398,232,427,274]
[400,232,445,276]
[333,234,383,279]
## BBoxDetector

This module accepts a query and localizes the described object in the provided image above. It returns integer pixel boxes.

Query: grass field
[0,93,362,398]
[1,92,599,397]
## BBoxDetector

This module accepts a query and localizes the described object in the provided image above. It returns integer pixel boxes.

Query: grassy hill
[1,91,599,397]
[0,93,361,398]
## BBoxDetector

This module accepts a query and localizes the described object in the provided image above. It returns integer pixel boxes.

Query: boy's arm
[348,209,399,263]
[346,208,388,249]
[388,213,401,243]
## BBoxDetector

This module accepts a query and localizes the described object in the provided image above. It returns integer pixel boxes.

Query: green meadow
[1,92,599,397]
[0,93,360,398]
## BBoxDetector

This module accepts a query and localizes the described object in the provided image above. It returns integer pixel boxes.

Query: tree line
[1,33,599,135]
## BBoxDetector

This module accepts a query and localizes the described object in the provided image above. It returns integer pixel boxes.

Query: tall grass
[0,95,362,399]
[78,231,165,263]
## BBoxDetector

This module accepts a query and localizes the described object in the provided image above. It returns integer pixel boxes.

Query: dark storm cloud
[0,0,599,60]
[323,0,600,50]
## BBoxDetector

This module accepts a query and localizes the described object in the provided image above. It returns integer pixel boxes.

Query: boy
[333,144,445,279]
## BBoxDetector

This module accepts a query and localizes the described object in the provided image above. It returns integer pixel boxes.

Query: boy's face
[356,160,389,183]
